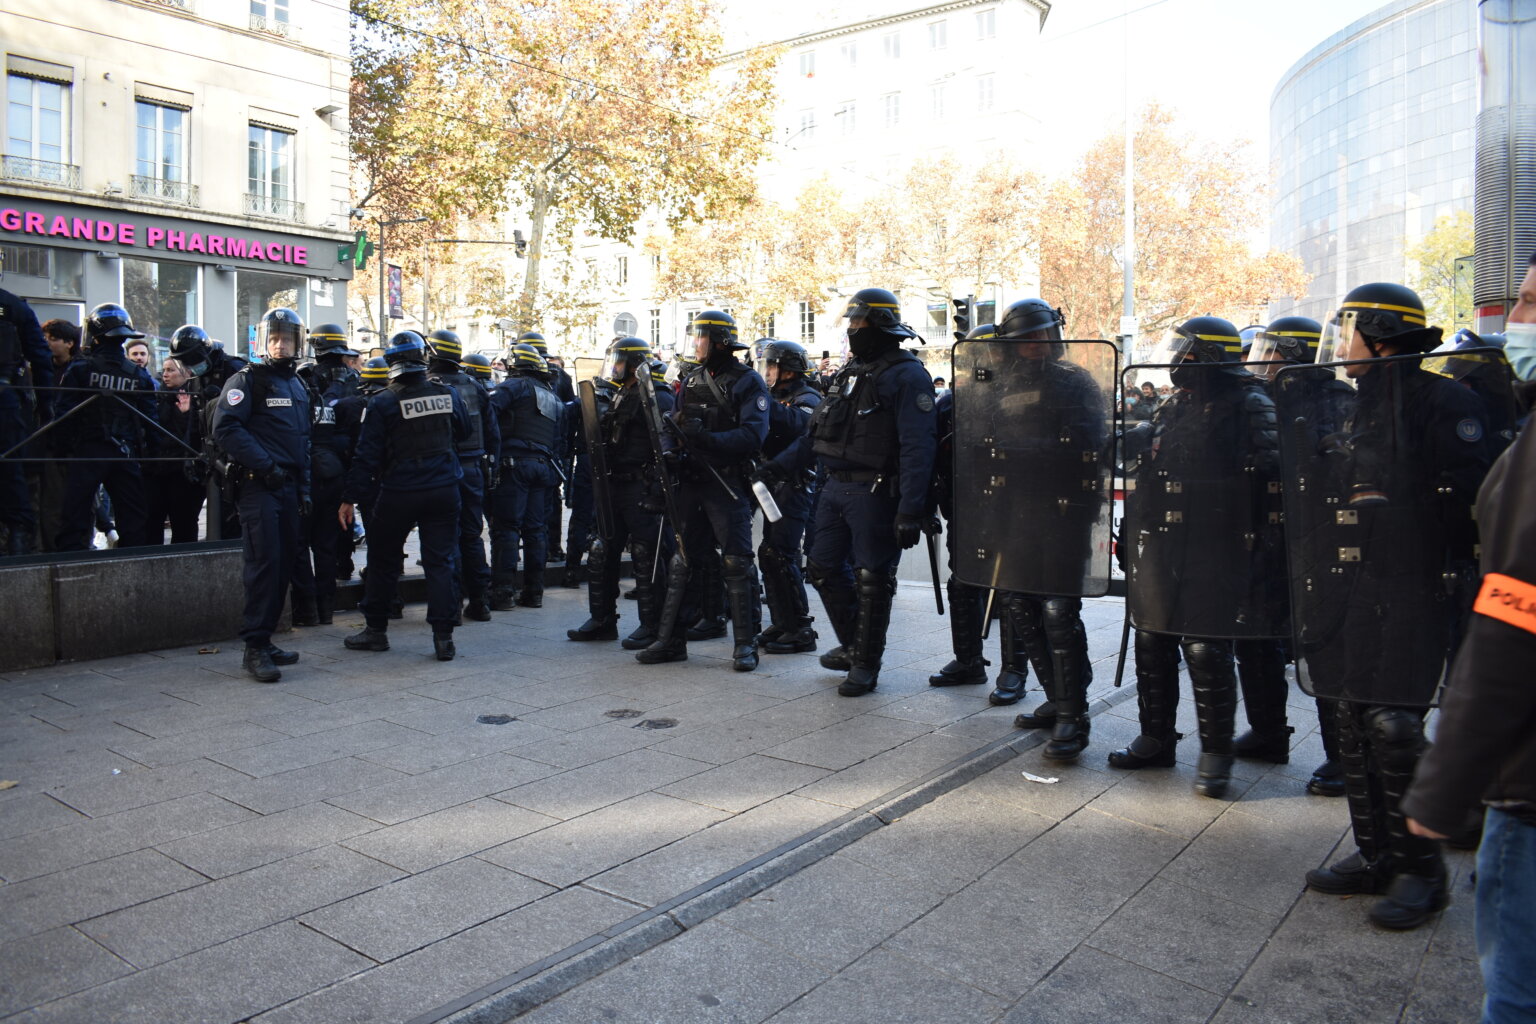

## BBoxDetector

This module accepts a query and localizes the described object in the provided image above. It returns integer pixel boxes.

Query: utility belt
[501,450,551,467]
[827,468,897,496]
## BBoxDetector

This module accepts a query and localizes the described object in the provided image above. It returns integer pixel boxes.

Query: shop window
[123,257,199,347]
[236,269,306,360]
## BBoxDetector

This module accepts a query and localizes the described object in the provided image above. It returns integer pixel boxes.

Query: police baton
[922,519,945,615]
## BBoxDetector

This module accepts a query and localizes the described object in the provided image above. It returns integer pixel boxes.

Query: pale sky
[720,0,1394,169]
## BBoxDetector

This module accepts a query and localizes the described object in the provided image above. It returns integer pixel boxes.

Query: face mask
[1503,321,1536,381]
[847,326,887,359]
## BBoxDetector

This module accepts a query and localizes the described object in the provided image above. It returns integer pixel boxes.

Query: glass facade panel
[236,269,306,360]
[123,257,199,351]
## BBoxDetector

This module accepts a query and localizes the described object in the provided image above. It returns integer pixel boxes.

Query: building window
[976,8,996,40]
[246,124,298,219]
[930,83,947,119]
[797,109,816,142]
[836,100,856,136]
[840,41,858,67]
[5,73,73,185]
[616,255,628,285]
[249,0,290,33]
[799,51,816,78]
[134,101,197,205]
[882,92,901,128]
[649,308,661,347]
[766,313,777,338]
[883,32,901,60]
[977,74,995,112]
[799,301,814,342]
[929,20,947,50]
[123,257,199,347]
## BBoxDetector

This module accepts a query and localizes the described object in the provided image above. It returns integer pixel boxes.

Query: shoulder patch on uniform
[1456,418,1484,443]
[756,395,769,411]
[226,388,245,406]
[916,392,935,412]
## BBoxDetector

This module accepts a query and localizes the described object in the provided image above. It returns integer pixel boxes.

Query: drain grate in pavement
[475,714,518,725]
[604,709,643,719]
[632,718,677,730]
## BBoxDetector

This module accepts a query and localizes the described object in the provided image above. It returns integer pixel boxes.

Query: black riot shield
[950,338,1118,597]
[1277,350,1506,707]
[578,378,615,542]
[1123,361,1288,639]
[634,369,687,568]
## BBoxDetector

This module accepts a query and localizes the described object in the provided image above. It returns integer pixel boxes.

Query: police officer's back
[210,307,312,682]
[0,285,54,554]
[427,329,500,622]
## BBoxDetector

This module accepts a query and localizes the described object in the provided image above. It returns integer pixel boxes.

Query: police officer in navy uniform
[297,323,361,624]
[755,338,823,654]
[54,303,158,551]
[637,309,770,671]
[210,307,312,683]
[568,337,673,646]
[427,329,500,621]
[489,341,563,609]
[170,323,247,539]
[518,330,575,565]
[760,288,938,696]
[341,331,469,661]
[0,284,53,554]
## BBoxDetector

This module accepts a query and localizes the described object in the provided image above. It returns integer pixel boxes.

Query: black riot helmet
[508,341,550,379]
[605,335,652,382]
[169,324,213,376]
[690,310,745,351]
[843,287,917,339]
[360,356,389,390]
[516,331,549,358]
[256,307,305,370]
[309,323,357,359]
[383,330,429,379]
[1156,316,1244,365]
[427,329,463,365]
[964,323,998,340]
[462,352,493,382]
[1247,315,1322,380]
[761,338,811,377]
[1322,281,1441,359]
[85,302,144,348]
[650,358,669,385]
[996,298,1064,341]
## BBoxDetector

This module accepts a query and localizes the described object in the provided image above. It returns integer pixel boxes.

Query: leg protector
[1366,706,1443,880]
[842,567,896,696]
[1042,598,1091,762]
[991,595,1035,705]
[723,553,761,672]
[1107,630,1182,769]
[1186,638,1237,797]
[932,578,989,686]
[637,551,689,663]
[1233,638,1293,762]
[1308,696,1347,796]
[623,537,662,650]
[1338,701,1388,866]
[808,559,857,670]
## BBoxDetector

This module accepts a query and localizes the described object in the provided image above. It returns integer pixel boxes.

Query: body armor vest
[808,348,916,471]
[607,386,652,464]
[86,349,147,446]
[386,376,455,469]
[437,369,487,455]
[681,360,746,432]
[765,381,821,459]
[504,377,558,451]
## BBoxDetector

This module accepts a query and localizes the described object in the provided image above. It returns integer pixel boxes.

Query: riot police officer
[568,337,673,647]
[210,307,312,682]
[1113,316,1282,797]
[637,310,769,671]
[518,330,576,565]
[341,331,469,660]
[489,342,563,609]
[428,329,501,622]
[54,304,157,551]
[0,285,53,554]
[761,288,938,696]
[1295,283,1496,929]
[170,323,247,538]
[1246,315,1352,794]
[756,339,823,654]
[297,323,360,624]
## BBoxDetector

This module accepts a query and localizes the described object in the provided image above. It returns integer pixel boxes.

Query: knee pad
[587,535,607,568]
[1366,708,1425,772]
[1183,639,1235,679]
[757,541,785,577]
[806,559,837,591]
[1004,593,1043,629]
[721,553,754,581]
[854,566,896,596]
[1134,630,1179,674]
[1041,597,1082,640]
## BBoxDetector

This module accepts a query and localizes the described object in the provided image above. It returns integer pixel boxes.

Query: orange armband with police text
[1473,573,1536,635]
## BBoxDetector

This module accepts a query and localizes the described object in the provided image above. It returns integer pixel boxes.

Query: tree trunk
[519,176,553,331]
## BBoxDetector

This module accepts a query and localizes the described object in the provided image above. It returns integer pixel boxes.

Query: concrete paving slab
[208,719,431,777]
[0,848,208,946]
[761,713,935,771]
[1002,946,1223,1024]
[41,756,250,818]
[790,731,981,809]
[1160,807,1346,917]
[0,791,88,841]
[495,747,713,820]
[155,800,380,877]
[340,798,559,874]
[211,754,410,814]
[765,947,1009,1024]
[328,752,559,825]
[0,925,134,1017]
[657,753,831,813]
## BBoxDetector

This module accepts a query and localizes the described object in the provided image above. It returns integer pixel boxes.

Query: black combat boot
[763,624,817,654]
[723,555,761,672]
[808,561,858,673]
[263,644,300,666]
[433,633,456,661]
[1108,631,1181,769]
[994,596,1054,707]
[1232,639,1293,763]
[315,596,335,625]
[758,545,817,654]
[567,617,618,641]
[1189,640,1238,798]
[1305,851,1387,895]
[1369,870,1448,930]
[991,614,1029,706]
[637,553,688,664]
[930,578,988,686]
[1307,698,1347,796]
[489,580,517,611]
[344,627,390,652]
[622,545,661,650]
[516,590,543,608]
[685,617,726,641]
[840,568,895,697]
[291,594,319,627]
[463,596,492,622]
[1043,632,1092,763]
[243,645,281,683]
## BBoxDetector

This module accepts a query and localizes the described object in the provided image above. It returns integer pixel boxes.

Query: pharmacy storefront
[0,196,351,361]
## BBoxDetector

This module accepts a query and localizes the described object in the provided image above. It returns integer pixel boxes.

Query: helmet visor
[258,319,304,361]
[1245,333,1287,380]
[1318,308,1360,367]
[1149,328,1198,365]
[842,296,899,326]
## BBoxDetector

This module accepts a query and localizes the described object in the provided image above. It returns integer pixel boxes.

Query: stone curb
[421,680,1137,1024]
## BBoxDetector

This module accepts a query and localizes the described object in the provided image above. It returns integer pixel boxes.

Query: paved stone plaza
[0,584,1479,1023]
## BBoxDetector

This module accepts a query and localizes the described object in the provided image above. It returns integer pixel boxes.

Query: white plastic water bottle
[752,479,783,522]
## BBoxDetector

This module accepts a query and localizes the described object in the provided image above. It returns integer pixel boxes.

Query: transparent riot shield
[1277,350,1506,706]
[950,339,1118,597]
[1122,361,1289,639]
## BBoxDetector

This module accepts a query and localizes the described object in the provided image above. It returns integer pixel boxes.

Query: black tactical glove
[894,513,924,550]
[751,460,788,489]
[680,418,708,445]
[261,465,290,489]
[1114,531,1128,573]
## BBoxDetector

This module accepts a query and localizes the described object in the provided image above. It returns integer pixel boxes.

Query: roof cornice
[725,0,1051,59]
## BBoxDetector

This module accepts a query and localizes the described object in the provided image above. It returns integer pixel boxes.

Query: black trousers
[361,483,461,632]
[237,478,300,646]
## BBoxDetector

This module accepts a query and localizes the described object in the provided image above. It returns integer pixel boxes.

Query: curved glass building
[1269,0,1475,321]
